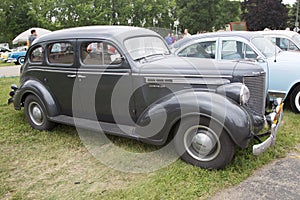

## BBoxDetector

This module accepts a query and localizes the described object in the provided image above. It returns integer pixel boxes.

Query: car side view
[8,26,283,169]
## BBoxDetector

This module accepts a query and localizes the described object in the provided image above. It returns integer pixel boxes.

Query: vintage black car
[8,26,283,169]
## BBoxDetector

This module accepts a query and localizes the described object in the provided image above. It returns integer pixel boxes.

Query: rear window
[30,46,43,63]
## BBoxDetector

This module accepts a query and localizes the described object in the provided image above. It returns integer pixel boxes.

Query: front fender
[136,89,251,148]
[14,79,59,117]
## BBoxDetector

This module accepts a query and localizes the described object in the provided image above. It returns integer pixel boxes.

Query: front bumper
[253,98,284,155]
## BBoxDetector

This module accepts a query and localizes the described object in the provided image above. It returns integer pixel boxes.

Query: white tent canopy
[12,27,52,44]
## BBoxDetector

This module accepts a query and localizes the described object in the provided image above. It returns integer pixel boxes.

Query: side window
[80,41,122,66]
[47,42,74,64]
[30,46,43,63]
[221,40,258,60]
[221,40,243,60]
[177,41,216,59]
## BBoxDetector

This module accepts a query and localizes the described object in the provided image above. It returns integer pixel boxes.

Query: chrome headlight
[240,84,250,105]
[216,83,250,105]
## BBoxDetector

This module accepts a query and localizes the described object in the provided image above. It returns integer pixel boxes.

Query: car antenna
[274,43,277,63]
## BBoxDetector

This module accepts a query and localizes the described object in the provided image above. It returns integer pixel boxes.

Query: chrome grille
[243,73,266,115]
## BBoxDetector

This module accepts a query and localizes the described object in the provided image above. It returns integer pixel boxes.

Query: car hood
[272,51,300,62]
[136,55,263,77]
[137,56,236,76]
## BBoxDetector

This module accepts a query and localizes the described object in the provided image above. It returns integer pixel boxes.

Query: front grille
[243,73,266,115]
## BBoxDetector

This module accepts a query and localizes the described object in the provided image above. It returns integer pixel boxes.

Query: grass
[0,77,300,200]
[0,61,17,67]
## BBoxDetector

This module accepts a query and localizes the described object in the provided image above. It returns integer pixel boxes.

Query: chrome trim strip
[133,73,232,78]
[145,77,230,85]
[27,68,130,76]
[27,68,76,74]
[78,72,130,76]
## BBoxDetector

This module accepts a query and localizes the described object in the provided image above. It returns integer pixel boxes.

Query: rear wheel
[24,95,55,131]
[174,116,235,169]
[290,86,300,113]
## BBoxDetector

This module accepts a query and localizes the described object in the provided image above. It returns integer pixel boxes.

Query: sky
[282,0,297,5]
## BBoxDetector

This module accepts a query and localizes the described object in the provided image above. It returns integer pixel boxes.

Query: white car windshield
[124,36,170,60]
[292,33,300,47]
[251,37,280,58]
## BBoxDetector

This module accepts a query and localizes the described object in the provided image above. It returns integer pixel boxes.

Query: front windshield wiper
[134,52,169,61]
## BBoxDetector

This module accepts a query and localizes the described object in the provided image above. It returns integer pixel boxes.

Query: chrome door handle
[67,74,76,78]
[77,75,86,79]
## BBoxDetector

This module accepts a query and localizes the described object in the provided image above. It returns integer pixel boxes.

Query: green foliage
[241,0,289,31]
[286,2,299,30]
[0,0,294,44]
[176,0,241,34]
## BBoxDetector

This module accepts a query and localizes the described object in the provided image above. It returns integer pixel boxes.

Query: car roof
[172,31,263,49]
[257,30,297,38]
[33,26,160,45]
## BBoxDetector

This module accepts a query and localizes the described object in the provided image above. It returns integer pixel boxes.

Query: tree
[241,0,288,31]
[0,0,38,44]
[176,0,241,34]
[286,1,299,30]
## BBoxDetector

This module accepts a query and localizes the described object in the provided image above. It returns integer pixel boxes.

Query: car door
[75,39,135,125]
[27,41,77,116]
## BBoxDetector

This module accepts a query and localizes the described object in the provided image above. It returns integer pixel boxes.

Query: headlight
[240,84,250,105]
[216,83,250,105]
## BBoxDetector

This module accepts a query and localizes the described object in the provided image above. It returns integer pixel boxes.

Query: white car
[171,31,300,113]
[258,30,300,52]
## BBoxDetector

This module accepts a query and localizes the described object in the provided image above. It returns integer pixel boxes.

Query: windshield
[124,36,170,60]
[292,34,300,47]
[251,37,280,58]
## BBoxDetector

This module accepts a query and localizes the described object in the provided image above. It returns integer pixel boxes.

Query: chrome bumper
[253,98,284,155]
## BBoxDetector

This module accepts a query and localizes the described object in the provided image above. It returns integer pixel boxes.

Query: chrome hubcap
[184,125,221,161]
[191,132,214,155]
[29,102,43,126]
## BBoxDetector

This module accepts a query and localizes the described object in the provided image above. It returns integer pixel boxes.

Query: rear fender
[14,79,59,117]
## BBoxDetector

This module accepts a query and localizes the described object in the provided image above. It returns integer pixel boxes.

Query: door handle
[67,74,76,78]
[77,75,86,79]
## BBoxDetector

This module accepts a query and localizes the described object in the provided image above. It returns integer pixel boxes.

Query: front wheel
[24,95,55,131]
[290,86,300,113]
[174,116,235,169]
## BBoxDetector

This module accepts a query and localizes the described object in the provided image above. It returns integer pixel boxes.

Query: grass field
[0,61,16,67]
[1,77,299,200]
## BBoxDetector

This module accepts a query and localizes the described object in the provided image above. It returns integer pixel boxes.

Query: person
[182,29,191,38]
[28,29,37,46]
[164,33,173,45]
[171,33,176,44]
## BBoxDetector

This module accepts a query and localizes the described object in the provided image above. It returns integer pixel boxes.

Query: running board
[49,115,137,139]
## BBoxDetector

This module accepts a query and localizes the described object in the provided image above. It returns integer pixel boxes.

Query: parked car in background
[6,46,27,65]
[171,31,300,113]
[8,26,283,169]
[0,47,11,61]
[258,30,300,52]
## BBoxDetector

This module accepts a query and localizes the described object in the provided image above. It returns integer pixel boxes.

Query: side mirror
[256,56,266,63]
